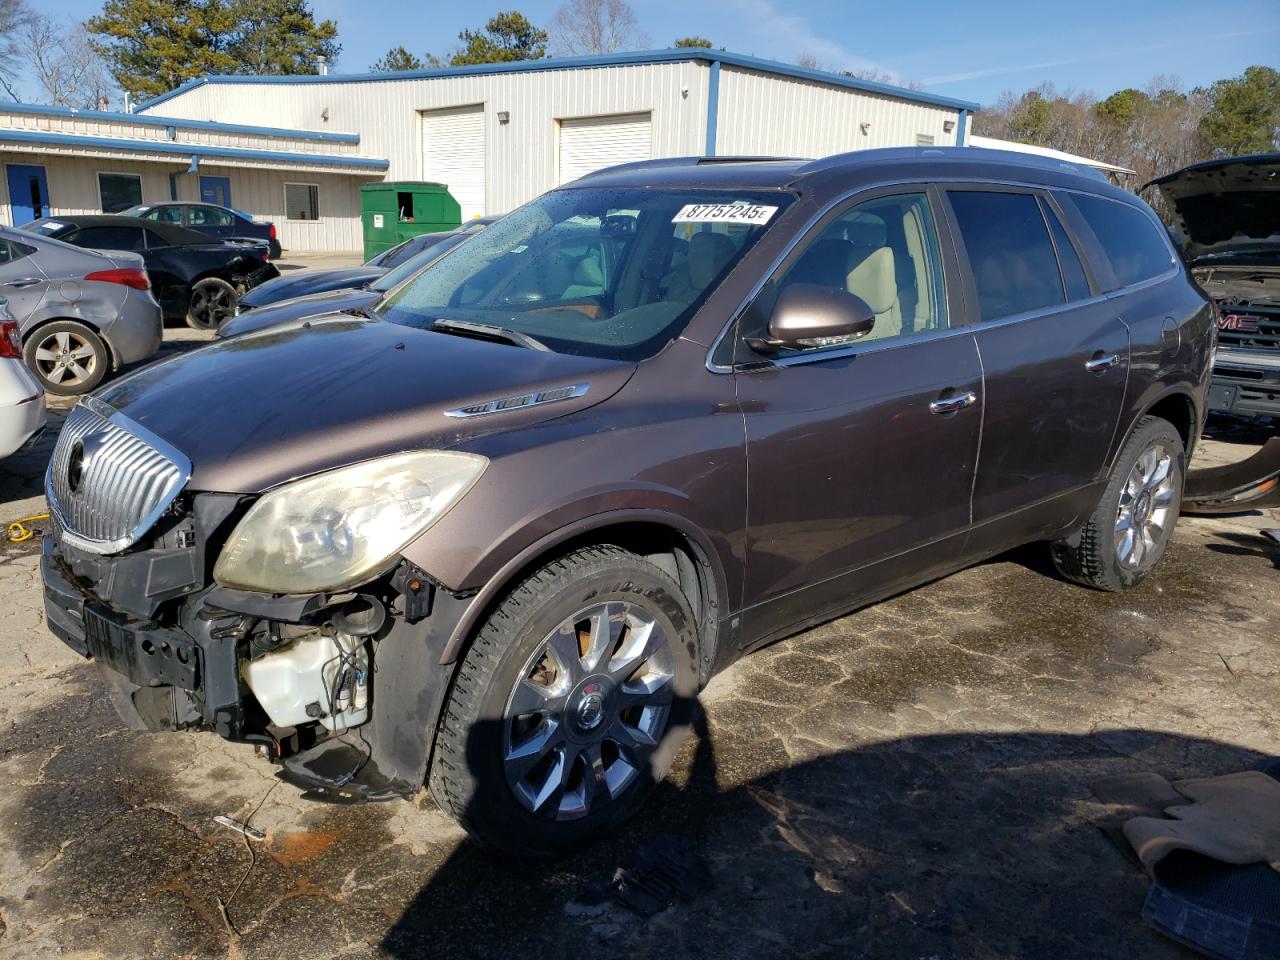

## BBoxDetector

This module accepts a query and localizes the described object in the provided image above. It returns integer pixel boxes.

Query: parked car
[235,217,498,313]
[39,148,1211,858]
[1150,154,1279,426]
[120,201,282,261]
[0,225,162,395]
[0,301,46,455]
[216,230,475,338]
[21,217,278,330]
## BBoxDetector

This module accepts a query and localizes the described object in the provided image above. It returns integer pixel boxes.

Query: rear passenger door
[943,187,1129,540]
[736,188,984,648]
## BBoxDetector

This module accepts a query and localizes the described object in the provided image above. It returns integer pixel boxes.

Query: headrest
[688,232,736,287]
[846,246,897,315]
[845,214,887,249]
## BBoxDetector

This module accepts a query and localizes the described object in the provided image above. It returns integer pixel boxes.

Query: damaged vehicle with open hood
[1151,154,1280,426]
[40,148,1212,857]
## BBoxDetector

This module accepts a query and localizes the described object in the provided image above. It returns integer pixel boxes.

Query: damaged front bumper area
[41,505,468,805]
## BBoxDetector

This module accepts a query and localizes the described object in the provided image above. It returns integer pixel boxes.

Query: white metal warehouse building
[1,50,978,253]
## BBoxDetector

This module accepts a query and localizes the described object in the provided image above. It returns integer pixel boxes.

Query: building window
[916,134,935,146]
[284,182,320,221]
[98,172,142,213]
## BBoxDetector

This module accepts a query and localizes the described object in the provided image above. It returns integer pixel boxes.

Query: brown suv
[41,148,1212,856]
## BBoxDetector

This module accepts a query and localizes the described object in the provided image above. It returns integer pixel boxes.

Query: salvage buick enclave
[41,148,1212,856]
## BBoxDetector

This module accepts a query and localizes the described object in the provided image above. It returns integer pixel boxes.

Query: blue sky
[38,0,1280,106]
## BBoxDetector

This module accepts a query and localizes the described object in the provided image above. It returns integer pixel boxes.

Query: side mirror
[747,282,876,353]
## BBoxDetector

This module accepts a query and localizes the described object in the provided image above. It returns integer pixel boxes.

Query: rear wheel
[429,545,698,857]
[23,320,108,396]
[1052,416,1185,591]
[186,277,238,330]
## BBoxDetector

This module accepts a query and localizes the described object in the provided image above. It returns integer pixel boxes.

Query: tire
[23,320,109,396]
[1051,416,1185,591]
[185,277,239,330]
[429,545,699,857]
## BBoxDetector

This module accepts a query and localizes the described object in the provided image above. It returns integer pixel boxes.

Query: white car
[0,303,46,458]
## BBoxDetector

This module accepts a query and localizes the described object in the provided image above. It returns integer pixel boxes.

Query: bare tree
[26,13,116,108]
[0,0,32,101]
[551,0,647,56]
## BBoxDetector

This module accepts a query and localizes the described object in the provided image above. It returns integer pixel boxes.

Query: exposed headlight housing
[213,451,486,594]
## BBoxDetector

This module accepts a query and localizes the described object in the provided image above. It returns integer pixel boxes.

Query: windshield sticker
[672,203,778,226]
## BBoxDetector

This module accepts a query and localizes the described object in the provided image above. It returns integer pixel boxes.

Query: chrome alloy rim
[1115,442,1176,570]
[190,283,236,327]
[34,330,97,386]
[503,601,675,821]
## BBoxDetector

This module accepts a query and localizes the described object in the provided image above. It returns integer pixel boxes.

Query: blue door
[199,175,231,208]
[6,164,49,225]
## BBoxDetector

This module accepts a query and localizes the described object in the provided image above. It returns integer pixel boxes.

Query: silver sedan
[0,225,162,395]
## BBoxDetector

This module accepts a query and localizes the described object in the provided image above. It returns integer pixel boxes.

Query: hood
[96,315,636,492]
[217,288,380,338]
[239,266,385,308]
[1148,154,1280,262]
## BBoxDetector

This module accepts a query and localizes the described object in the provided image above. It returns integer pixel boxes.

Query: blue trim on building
[0,130,388,171]
[0,100,359,144]
[705,60,721,157]
[139,49,982,114]
[955,110,968,146]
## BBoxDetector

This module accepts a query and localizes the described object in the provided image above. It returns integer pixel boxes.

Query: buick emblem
[67,440,85,493]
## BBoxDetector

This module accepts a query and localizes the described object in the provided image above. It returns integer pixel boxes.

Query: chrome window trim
[45,395,192,555]
[705,175,1180,374]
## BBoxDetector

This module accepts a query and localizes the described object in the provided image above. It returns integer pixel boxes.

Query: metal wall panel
[714,67,962,157]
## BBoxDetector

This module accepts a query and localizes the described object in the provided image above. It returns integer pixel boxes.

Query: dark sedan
[237,217,497,311]
[21,216,279,329]
[121,201,282,260]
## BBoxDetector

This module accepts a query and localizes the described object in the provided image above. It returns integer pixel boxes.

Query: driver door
[735,188,984,650]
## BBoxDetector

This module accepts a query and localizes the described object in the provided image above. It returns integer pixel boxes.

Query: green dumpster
[360,181,461,262]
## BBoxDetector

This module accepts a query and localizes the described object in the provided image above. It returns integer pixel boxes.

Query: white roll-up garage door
[421,105,486,221]
[558,113,652,184]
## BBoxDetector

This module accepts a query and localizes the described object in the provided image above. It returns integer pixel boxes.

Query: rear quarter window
[1071,194,1175,289]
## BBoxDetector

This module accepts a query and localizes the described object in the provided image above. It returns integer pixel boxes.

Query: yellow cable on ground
[7,513,49,543]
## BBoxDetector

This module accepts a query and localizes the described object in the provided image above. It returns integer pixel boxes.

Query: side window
[151,206,183,224]
[144,230,171,249]
[0,241,14,266]
[948,190,1064,322]
[1071,193,1175,289]
[1040,199,1091,300]
[767,191,948,347]
[65,226,146,251]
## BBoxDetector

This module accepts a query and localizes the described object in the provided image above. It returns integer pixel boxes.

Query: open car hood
[1148,154,1280,262]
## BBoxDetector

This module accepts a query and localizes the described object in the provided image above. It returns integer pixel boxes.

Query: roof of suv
[571,147,1128,199]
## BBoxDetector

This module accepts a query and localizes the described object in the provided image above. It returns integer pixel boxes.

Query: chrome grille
[45,396,191,554]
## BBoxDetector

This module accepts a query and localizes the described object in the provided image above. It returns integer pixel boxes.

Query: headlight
[213,451,486,594]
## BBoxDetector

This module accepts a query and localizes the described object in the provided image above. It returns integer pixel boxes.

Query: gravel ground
[0,336,1275,959]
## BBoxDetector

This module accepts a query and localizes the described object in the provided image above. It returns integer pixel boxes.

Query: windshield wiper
[430,318,551,352]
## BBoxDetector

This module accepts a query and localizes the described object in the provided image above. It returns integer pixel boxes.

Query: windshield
[119,205,150,218]
[377,187,791,361]
[370,236,466,292]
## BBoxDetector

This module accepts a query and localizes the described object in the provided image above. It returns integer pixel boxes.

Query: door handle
[929,390,977,415]
[4,278,42,288]
[1085,352,1120,373]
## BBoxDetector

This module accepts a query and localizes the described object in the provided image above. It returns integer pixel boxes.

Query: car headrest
[573,256,603,285]
[844,214,887,249]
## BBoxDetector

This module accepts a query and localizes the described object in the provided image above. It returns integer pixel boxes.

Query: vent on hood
[446,382,589,419]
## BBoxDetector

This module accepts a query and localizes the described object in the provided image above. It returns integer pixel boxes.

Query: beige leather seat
[664,231,736,303]
[846,245,901,340]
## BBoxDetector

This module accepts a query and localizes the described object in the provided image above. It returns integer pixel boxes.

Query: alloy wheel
[502,600,675,821]
[189,283,236,328]
[1114,442,1176,571]
[33,330,97,387]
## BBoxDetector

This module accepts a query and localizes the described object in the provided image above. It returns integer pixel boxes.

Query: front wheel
[429,545,699,857]
[1052,416,1185,591]
[23,320,109,395]
[185,277,239,330]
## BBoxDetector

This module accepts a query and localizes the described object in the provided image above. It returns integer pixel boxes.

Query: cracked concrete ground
[0,341,1275,958]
